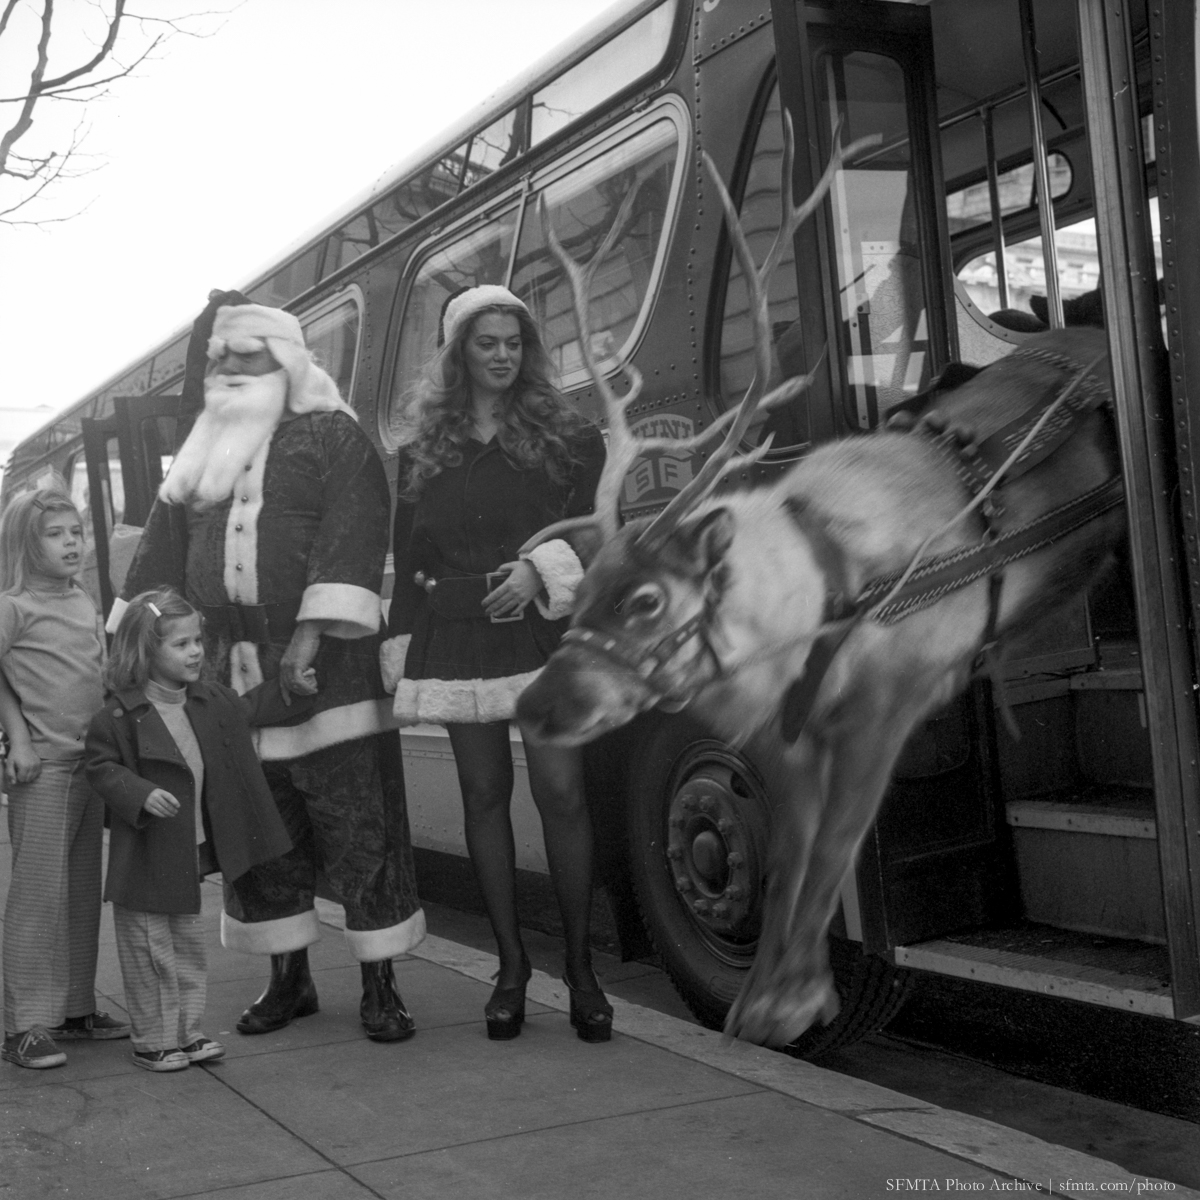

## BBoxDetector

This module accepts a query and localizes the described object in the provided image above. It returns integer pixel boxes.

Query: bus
[5,0,1198,1054]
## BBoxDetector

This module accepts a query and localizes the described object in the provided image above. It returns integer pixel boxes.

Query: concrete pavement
[1,818,1195,1198]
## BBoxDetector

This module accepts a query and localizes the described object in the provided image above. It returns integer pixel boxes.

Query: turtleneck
[145,678,205,850]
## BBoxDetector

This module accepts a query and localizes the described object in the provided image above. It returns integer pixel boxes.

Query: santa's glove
[380,635,411,694]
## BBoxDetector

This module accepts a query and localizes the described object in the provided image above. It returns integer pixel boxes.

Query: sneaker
[180,1037,225,1063]
[2,1027,67,1069]
[49,1011,131,1041]
[131,1048,189,1073]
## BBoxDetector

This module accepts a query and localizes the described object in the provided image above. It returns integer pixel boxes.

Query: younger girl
[0,485,127,1070]
[86,588,296,1072]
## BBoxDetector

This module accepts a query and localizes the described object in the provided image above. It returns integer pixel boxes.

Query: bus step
[1004,790,1164,942]
[894,926,1173,1018]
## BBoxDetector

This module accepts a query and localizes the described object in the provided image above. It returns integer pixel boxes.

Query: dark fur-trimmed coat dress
[383,424,605,724]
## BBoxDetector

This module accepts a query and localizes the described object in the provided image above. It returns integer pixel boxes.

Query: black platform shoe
[485,960,532,1041]
[563,970,613,1044]
[236,949,319,1035]
[360,959,415,1042]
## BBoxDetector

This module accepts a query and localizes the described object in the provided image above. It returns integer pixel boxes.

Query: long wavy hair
[0,482,81,597]
[106,587,202,693]
[396,303,587,500]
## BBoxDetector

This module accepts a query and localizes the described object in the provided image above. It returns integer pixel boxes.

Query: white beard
[159,371,288,509]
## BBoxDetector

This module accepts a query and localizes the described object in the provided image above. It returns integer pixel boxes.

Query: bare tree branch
[39,0,125,90]
[0,0,21,41]
[0,35,166,103]
[0,0,54,178]
[0,1,231,223]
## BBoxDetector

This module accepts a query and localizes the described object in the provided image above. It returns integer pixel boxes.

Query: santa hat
[207,303,355,417]
[441,285,529,346]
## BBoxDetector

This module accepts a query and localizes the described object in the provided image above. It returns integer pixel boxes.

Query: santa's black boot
[236,950,319,1035]
[360,959,415,1042]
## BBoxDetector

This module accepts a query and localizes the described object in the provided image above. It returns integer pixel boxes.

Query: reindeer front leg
[726,670,942,1047]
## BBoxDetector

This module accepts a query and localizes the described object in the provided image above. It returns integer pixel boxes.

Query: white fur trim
[380,635,411,694]
[256,697,400,761]
[220,907,320,955]
[522,538,584,621]
[105,595,130,635]
[209,304,304,355]
[297,583,381,639]
[270,337,356,416]
[344,908,427,962]
[223,440,269,606]
[392,670,541,726]
[229,641,264,695]
[442,285,528,344]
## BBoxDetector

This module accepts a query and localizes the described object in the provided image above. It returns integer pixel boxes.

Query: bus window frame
[379,95,690,450]
[808,20,956,433]
[297,283,365,405]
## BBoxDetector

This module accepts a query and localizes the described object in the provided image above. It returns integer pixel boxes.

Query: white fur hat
[441,285,529,346]
[207,303,355,418]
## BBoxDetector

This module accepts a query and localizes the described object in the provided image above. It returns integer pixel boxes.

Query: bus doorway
[753,0,1200,1029]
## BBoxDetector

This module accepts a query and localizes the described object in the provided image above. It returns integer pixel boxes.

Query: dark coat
[388,425,605,680]
[85,681,303,914]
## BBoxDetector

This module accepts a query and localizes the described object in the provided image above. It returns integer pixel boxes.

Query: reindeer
[515,119,1127,1048]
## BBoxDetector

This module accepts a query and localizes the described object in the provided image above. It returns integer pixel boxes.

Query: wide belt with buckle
[198,599,303,644]
[418,570,523,623]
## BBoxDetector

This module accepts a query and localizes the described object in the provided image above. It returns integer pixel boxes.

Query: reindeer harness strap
[776,473,1124,743]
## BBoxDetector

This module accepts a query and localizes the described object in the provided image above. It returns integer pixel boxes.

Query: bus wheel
[627,715,911,1052]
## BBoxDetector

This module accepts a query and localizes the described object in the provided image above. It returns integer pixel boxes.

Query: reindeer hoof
[724,973,839,1048]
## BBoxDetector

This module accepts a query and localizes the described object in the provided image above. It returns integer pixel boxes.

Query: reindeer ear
[682,507,735,571]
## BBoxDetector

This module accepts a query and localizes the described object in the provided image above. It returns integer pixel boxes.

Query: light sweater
[0,583,104,760]
[145,678,205,848]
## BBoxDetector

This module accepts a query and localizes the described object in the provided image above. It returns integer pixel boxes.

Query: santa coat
[115,411,392,760]
[383,424,604,724]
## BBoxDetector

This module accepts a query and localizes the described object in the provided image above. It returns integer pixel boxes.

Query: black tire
[627,713,911,1054]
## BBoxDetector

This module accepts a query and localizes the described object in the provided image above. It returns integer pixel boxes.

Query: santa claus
[112,298,424,1042]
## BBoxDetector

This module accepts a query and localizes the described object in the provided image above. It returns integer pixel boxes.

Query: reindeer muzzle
[561,613,713,709]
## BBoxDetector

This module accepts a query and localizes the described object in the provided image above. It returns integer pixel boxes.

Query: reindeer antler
[519,114,880,557]
[637,115,881,549]
[520,184,761,552]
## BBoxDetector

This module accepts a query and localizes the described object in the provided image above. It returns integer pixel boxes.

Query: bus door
[767,0,1005,954]
[81,393,196,619]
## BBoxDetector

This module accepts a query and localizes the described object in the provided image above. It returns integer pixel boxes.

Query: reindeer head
[516,117,878,745]
[517,507,735,743]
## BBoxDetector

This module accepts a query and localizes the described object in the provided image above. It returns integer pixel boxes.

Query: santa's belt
[198,599,302,644]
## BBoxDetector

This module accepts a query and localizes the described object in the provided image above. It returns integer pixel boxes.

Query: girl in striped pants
[0,485,129,1070]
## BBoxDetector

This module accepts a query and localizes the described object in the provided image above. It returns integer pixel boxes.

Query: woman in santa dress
[383,285,613,1043]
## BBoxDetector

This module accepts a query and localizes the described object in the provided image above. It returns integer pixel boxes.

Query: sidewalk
[1,826,1195,1198]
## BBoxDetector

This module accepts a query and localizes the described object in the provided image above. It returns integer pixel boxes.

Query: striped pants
[2,759,103,1034]
[112,907,206,1052]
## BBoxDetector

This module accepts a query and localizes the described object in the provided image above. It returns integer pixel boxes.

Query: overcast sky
[0,0,613,465]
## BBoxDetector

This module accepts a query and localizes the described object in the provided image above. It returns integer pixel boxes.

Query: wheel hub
[666,766,761,937]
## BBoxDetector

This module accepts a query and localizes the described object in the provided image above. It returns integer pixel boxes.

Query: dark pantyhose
[445,721,600,994]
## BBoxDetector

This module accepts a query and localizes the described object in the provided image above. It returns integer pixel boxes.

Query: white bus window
[718,81,807,448]
[945,154,1072,235]
[512,118,679,386]
[382,207,521,449]
[464,110,523,188]
[301,293,362,402]
[958,202,1163,329]
[531,1,677,145]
